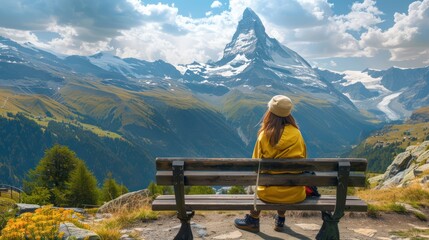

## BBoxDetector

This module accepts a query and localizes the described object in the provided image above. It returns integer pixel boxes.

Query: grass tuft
[391,228,429,240]
[91,191,158,237]
[357,183,429,217]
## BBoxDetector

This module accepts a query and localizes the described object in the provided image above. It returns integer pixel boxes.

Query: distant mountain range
[317,66,429,122]
[0,8,427,189]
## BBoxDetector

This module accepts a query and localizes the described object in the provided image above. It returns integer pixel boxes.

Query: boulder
[415,163,429,175]
[383,151,413,180]
[98,189,150,213]
[415,149,429,164]
[368,174,384,186]
[377,140,429,188]
[16,203,40,215]
[411,141,429,157]
[59,222,100,240]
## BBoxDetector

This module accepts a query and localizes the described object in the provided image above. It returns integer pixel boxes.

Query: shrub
[0,205,88,240]
[0,198,17,231]
[228,186,246,194]
[147,181,173,198]
[187,186,215,195]
[21,187,50,205]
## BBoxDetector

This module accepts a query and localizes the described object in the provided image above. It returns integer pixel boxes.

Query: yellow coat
[252,124,307,203]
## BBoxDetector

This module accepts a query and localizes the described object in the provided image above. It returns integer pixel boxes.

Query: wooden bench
[152,158,368,240]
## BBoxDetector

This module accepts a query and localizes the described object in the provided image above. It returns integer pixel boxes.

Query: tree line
[0,113,153,190]
[23,144,128,207]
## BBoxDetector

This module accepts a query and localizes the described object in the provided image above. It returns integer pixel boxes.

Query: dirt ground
[125,210,429,240]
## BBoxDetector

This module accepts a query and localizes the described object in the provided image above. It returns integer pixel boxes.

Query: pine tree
[66,160,99,207]
[24,145,80,205]
[100,172,126,202]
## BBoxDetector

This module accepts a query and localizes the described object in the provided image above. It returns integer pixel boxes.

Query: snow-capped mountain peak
[180,8,325,90]
[220,8,267,62]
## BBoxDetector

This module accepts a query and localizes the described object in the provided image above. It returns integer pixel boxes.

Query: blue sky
[0,0,428,71]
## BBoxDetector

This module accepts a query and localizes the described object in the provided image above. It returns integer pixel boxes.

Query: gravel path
[119,210,429,240]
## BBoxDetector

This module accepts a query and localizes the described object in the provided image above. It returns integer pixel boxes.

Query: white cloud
[333,0,383,32]
[360,0,429,62]
[211,1,223,9]
[114,9,236,64]
[1,0,427,70]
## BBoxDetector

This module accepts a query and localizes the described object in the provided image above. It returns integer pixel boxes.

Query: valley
[0,8,428,190]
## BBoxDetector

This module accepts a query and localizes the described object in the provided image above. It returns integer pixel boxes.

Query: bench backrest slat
[156,158,367,172]
[156,171,366,187]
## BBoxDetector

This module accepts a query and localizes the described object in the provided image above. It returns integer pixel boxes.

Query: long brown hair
[258,110,299,146]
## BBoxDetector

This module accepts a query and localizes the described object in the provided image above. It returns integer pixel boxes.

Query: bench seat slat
[154,195,362,200]
[152,195,367,212]
[156,171,366,187]
[156,158,367,172]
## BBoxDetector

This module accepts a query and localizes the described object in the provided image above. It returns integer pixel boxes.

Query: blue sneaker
[234,214,260,233]
[274,215,285,232]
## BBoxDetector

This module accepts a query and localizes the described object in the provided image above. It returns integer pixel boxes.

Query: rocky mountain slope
[370,140,429,189]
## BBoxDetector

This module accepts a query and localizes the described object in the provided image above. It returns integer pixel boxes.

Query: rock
[59,222,100,240]
[411,141,429,157]
[400,163,417,186]
[384,151,413,180]
[408,223,429,230]
[368,174,384,185]
[351,228,377,237]
[120,234,135,240]
[98,189,150,213]
[191,222,207,238]
[415,150,429,164]
[376,140,429,188]
[295,223,321,231]
[422,175,429,184]
[213,230,242,239]
[16,203,40,215]
[380,171,406,189]
[415,164,429,175]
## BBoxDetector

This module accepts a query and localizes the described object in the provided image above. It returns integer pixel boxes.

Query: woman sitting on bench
[234,95,307,233]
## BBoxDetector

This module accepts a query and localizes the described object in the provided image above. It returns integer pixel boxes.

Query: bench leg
[174,211,195,240]
[316,211,342,240]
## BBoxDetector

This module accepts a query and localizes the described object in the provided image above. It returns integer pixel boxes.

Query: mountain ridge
[3,8,425,189]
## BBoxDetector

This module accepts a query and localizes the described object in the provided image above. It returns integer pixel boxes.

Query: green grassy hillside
[346,106,429,172]
[0,80,249,190]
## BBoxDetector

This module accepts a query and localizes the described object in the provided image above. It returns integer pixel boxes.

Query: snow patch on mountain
[89,52,129,73]
[208,54,251,77]
[342,71,388,93]
[224,30,257,56]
